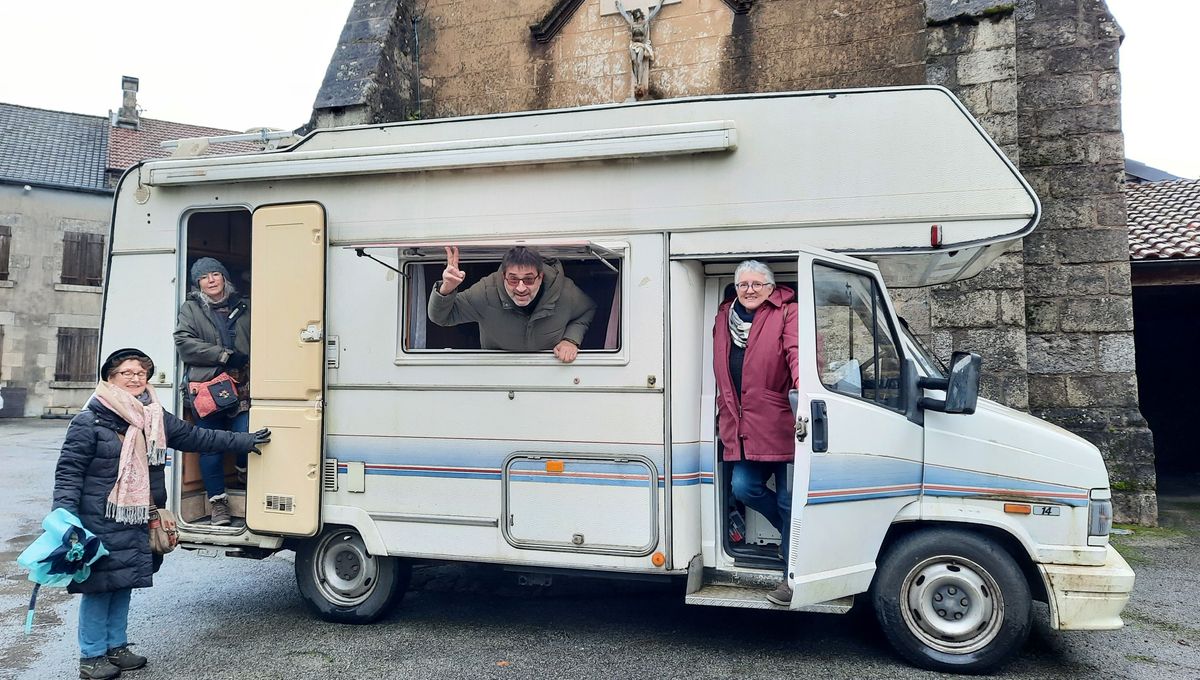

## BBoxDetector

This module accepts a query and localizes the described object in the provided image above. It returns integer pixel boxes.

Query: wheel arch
[875,520,1048,603]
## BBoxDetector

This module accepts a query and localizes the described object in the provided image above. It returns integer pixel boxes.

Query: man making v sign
[428,245,596,363]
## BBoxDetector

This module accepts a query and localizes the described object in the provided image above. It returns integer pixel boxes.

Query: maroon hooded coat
[713,285,800,462]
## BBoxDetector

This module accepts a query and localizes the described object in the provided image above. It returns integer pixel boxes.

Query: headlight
[1088,497,1113,537]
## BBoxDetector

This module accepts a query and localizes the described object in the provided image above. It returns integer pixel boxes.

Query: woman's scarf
[93,381,167,524]
[728,302,755,349]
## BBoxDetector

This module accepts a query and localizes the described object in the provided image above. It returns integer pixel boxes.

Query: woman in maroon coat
[713,260,800,605]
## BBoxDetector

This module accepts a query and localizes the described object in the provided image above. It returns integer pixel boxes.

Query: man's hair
[502,246,544,274]
[734,259,775,285]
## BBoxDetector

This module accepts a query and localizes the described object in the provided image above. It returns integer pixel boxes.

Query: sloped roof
[0,103,109,192]
[108,117,260,169]
[1127,179,1200,260]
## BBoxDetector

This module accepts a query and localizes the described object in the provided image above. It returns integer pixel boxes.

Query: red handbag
[188,372,239,418]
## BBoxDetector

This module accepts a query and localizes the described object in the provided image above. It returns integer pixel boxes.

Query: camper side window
[813,264,903,410]
[402,253,621,354]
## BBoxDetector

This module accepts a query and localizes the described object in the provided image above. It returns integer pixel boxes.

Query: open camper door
[787,247,924,608]
[246,203,326,536]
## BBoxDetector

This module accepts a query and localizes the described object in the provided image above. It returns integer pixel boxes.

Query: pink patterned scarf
[94,381,167,524]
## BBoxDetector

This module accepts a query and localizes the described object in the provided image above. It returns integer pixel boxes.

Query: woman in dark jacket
[54,348,268,679]
[713,260,800,606]
[173,257,252,526]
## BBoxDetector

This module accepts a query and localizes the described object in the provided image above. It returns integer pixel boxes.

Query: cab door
[787,247,924,607]
[246,203,326,536]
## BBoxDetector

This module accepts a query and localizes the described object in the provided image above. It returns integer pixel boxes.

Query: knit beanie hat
[190,257,230,287]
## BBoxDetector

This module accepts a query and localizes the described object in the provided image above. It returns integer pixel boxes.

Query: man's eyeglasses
[504,274,542,287]
[734,281,773,292]
[117,370,148,380]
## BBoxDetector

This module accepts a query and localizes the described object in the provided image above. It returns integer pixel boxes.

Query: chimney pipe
[115,76,140,129]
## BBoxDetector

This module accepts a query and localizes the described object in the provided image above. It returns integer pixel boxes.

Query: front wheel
[294,526,411,624]
[871,528,1032,674]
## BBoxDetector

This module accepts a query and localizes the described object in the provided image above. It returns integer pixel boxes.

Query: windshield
[897,317,945,379]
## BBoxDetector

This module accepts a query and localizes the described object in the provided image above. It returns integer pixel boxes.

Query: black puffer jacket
[52,399,256,594]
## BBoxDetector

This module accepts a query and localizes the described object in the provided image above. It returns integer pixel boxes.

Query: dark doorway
[1133,282,1200,493]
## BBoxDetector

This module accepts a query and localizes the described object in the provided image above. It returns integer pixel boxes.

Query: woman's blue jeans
[78,589,131,658]
[195,409,249,499]
[731,460,792,559]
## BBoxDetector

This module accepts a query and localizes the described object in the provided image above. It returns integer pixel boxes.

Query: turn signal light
[1004,503,1032,514]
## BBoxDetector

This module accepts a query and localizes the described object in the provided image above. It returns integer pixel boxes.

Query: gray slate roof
[0,103,109,193]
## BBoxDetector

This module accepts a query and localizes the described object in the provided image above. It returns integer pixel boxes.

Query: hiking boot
[106,644,147,671]
[210,496,231,526]
[79,656,120,679]
[765,581,793,606]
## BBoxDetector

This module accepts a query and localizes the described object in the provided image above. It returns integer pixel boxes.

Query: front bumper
[1040,544,1135,630]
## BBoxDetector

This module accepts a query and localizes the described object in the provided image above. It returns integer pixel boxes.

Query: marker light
[1004,503,1032,515]
[545,460,565,473]
[651,552,666,567]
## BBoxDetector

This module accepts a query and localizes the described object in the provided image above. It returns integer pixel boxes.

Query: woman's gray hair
[734,260,775,285]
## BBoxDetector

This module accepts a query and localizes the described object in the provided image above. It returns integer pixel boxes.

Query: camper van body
[101,88,1133,673]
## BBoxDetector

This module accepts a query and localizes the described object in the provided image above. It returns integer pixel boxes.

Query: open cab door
[246,203,326,537]
[787,246,925,608]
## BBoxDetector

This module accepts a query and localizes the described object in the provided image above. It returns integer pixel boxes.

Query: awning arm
[587,245,620,273]
[354,248,406,278]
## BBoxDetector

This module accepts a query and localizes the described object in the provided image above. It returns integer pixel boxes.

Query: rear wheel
[871,528,1031,674]
[294,526,410,623]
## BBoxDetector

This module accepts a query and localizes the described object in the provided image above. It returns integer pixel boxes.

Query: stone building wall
[1015,0,1155,523]
[0,183,109,416]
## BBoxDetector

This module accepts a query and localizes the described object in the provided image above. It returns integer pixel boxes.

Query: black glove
[250,427,271,454]
[226,351,250,369]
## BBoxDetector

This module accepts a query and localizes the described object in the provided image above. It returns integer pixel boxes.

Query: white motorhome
[102,87,1133,673]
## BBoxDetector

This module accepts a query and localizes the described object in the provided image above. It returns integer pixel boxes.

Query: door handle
[811,400,828,453]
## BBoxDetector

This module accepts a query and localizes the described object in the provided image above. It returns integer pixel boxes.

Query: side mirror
[918,351,981,415]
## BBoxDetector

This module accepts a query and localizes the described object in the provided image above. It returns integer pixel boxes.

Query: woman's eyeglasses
[117,370,148,380]
[734,281,773,292]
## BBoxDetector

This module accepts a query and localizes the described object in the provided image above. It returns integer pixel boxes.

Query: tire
[870,528,1032,674]
[294,526,411,624]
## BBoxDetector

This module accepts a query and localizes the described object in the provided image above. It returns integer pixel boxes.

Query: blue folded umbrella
[16,508,108,633]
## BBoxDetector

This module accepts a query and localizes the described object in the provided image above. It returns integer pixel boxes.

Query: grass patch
[1125,654,1156,664]
[1124,610,1200,638]
[1111,523,1186,540]
[1109,541,1149,566]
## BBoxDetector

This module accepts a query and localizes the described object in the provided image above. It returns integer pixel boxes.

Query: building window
[0,225,11,281]
[61,231,105,286]
[55,328,99,382]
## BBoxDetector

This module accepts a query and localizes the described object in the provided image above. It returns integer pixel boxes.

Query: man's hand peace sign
[440,246,467,295]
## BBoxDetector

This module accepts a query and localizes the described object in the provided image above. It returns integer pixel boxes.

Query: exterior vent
[326,335,340,369]
[264,494,296,514]
[323,458,339,492]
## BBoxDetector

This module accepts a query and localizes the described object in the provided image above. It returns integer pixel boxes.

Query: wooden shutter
[84,233,105,286]
[61,232,83,285]
[55,328,99,381]
[54,328,75,381]
[0,225,11,281]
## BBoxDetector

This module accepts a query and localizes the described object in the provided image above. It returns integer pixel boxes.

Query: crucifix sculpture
[616,0,664,101]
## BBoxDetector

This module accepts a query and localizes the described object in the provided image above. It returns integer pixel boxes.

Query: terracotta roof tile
[1126,179,1200,260]
[107,117,261,170]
